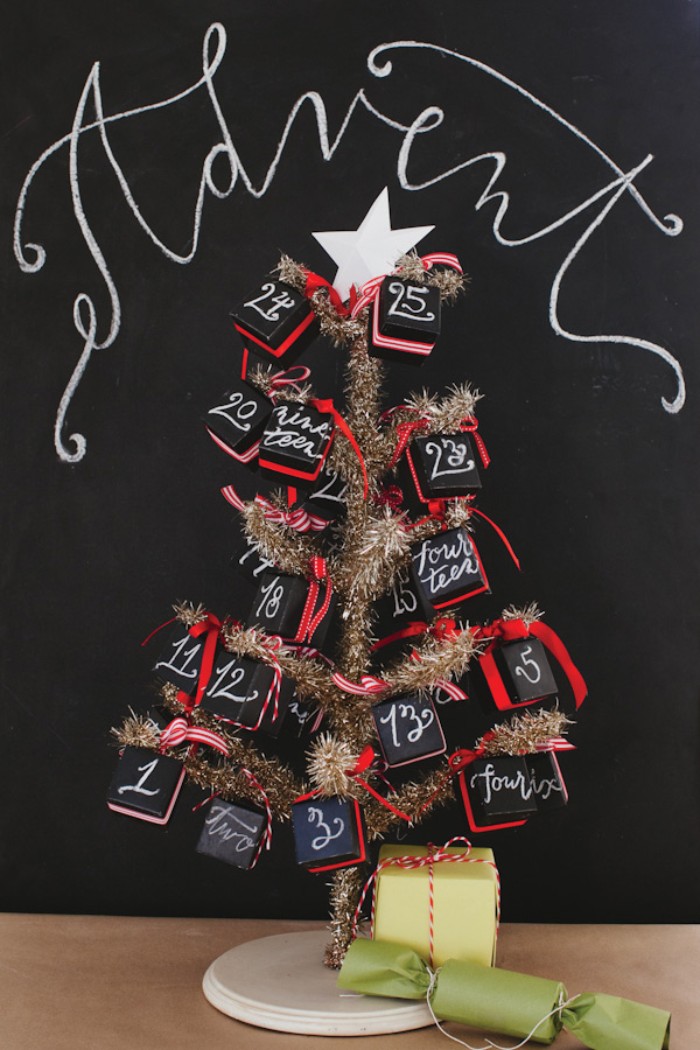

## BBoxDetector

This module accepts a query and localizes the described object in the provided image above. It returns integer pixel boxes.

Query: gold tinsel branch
[502,602,543,626]
[363,765,455,840]
[275,255,366,346]
[172,601,209,627]
[246,362,314,403]
[394,251,470,303]
[383,625,476,696]
[479,708,573,756]
[241,500,316,577]
[323,867,364,969]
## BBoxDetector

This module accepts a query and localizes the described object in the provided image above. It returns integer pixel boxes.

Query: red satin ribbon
[304,270,357,316]
[294,746,412,824]
[387,417,431,470]
[420,501,520,573]
[141,611,222,710]
[370,616,458,653]
[310,398,368,498]
[472,617,587,711]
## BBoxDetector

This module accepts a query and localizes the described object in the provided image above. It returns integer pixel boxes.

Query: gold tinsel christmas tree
[109,210,583,968]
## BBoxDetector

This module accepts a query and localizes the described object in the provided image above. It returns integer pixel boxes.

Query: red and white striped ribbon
[206,429,260,463]
[350,252,463,319]
[535,737,576,752]
[331,672,387,695]
[267,364,312,398]
[159,716,230,756]
[352,835,500,968]
[220,485,328,533]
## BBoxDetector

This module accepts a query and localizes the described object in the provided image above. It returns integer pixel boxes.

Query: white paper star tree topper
[313,188,434,302]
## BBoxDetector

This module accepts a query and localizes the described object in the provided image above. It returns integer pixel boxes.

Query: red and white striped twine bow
[221,485,328,533]
[239,767,274,867]
[352,836,501,969]
[159,716,230,756]
[350,253,463,319]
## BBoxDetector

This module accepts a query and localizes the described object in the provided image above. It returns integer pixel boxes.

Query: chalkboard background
[2,0,699,923]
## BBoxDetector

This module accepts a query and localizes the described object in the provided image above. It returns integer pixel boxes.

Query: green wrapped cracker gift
[338,939,671,1050]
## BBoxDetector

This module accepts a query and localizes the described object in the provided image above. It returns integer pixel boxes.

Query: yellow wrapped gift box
[372,844,499,969]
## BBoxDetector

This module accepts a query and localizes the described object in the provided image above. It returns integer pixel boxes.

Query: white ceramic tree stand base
[202,929,433,1036]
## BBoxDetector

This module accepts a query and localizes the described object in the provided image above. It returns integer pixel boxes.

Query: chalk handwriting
[262,405,331,459]
[244,282,296,323]
[386,281,435,323]
[308,806,345,851]
[391,569,418,617]
[209,391,260,433]
[204,805,258,850]
[424,438,475,481]
[379,700,435,749]
[13,24,686,463]
[118,758,160,797]
[413,530,479,597]
[155,635,201,680]
[207,660,256,705]
[255,575,284,621]
[469,761,532,805]
[513,644,542,686]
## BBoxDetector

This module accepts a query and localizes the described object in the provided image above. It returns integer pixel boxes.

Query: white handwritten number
[387,281,435,323]
[513,644,542,685]
[244,282,296,322]
[391,571,418,617]
[12,25,686,465]
[255,576,284,621]
[118,759,160,797]
[308,806,345,851]
[313,469,348,505]
[154,636,201,680]
[380,702,435,749]
[209,392,258,432]
[207,661,257,704]
[425,438,475,481]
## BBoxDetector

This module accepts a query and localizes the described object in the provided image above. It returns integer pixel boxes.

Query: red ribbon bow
[471,617,587,711]
[159,715,230,756]
[141,610,222,712]
[303,270,357,317]
[310,398,368,499]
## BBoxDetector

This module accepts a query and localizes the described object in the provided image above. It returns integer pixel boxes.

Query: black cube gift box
[291,796,367,871]
[204,379,272,463]
[369,277,441,364]
[491,638,559,706]
[410,526,490,611]
[249,570,337,652]
[258,402,334,487]
[153,622,207,695]
[107,746,185,825]
[196,800,267,869]
[231,274,318,361]
[199,652,293,735]
[401,433,482,504]
[458,755,538,832]
[371,693,446,768]
[371,567,426,665]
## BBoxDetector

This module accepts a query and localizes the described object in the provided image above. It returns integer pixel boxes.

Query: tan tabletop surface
[0,915,696,1049]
